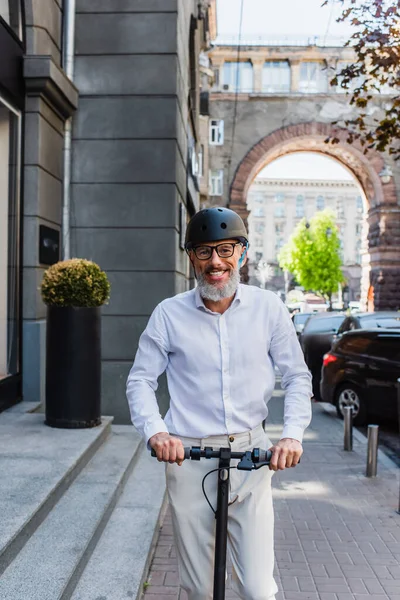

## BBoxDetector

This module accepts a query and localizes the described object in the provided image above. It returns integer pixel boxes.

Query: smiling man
[126,207,312,600]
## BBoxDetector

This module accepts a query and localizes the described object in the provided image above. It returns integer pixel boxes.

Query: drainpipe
[62,0,76,259]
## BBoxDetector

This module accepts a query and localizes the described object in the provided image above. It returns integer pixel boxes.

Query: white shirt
[126,284,312,445]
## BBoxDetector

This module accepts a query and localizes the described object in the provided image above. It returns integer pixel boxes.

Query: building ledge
[24,56,78,120]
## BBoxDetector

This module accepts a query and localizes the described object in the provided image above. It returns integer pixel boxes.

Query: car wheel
[335,383,367,426]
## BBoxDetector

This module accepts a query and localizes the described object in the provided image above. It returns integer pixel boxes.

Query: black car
[320,329,400,425]
[335,311,400,340]
[291,312,313,338]
[300,312,346,399]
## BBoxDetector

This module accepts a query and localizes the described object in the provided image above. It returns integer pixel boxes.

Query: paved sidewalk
[143,387,400,600]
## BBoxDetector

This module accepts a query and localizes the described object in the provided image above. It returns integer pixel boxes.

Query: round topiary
[41,258,111,307]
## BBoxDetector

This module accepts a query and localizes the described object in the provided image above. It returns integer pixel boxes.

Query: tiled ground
[142,394,400,600]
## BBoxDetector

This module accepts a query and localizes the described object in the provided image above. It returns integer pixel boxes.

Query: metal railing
[212,34,349,48]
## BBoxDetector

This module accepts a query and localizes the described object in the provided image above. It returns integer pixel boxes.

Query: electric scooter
[151,445,272,600]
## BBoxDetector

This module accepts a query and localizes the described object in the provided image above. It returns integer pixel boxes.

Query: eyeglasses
[191,242,241,260]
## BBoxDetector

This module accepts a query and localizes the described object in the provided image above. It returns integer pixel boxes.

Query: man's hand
[149,432,185,466]
[269,438,303,471]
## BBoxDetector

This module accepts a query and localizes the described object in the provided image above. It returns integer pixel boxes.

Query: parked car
[291,312,313,338]
[300,312,346,399]
[320,329,400,425]
[335,311,400,341]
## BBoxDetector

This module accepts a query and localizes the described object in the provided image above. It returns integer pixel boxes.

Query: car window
[368,336,400,361]
[304,316,345,334]
[338,336,372,355]
[375,317,400,328]
[293,313,310,325]
[360,315,400,329]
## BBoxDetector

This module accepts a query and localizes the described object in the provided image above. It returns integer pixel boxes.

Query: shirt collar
[194,284,243,311]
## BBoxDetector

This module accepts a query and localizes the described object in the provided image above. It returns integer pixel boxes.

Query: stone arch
[229,122,400,310]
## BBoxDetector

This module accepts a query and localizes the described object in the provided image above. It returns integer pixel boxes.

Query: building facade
[201,36,400,312]
[0,0,212,420]
[247,178,364,300]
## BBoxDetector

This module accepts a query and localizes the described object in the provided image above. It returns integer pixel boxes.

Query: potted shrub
[41,258,111,428]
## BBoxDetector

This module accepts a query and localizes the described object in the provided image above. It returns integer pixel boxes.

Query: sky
[216,0,355,41]
[216,0,357,182]
[257,152,354,181]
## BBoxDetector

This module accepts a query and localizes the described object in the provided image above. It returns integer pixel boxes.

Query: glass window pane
[299,61,327,93]
[223,62,253,92]
[262,61,290,93]
[0,1,22,37]
[0,100,21,379]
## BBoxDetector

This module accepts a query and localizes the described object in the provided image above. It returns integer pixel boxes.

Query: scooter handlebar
[150,446,272,464]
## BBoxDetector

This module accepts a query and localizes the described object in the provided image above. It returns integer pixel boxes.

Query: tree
[278,210,344,309]
[325,0,400,158]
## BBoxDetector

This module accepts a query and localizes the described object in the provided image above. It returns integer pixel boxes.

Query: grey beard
[197,267,240,302]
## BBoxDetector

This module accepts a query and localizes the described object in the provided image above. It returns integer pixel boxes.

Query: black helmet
[185,207,248,249]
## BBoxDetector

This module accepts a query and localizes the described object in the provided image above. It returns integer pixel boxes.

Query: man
[127,207,312,600]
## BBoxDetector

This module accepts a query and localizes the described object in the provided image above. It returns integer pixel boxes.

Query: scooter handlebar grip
[259,449,273,463]
[150,447,191,460]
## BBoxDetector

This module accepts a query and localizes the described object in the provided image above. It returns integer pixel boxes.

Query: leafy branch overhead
[278,211,344,303]
[323,0,400,158]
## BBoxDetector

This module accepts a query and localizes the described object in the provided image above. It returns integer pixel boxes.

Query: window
[209,119,224,145]
[305,316,345,334]
[361,315,400,330]
[339,335,372,355]
[299,62,328,93]
[198,145,204,177]
[253,206,265,217]
[355,239,361,264]
[316,195,325,211]
[262,61,290,93]
[0,101,21,382]
[275,238,284,252]
[255,222,265,234]
[255,238,263,247]
[337,199,344,218]
[366,336,400,362]
[223,61,253,92]
[356,196,364,214]
[254,194,264,203]
[274,206,285,218]
[275,193,285,203]
[255,252,263,262]
[275,223,284,234]
[356,223,361,236]
[296,195,304,217]
[0,1,22,38]
[209,170,223,196]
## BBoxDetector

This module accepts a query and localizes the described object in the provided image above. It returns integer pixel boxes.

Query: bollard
[366,425,379,478]
[343,406,353,451]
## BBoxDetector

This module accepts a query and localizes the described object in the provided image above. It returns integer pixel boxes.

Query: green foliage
[324,0,400,159]
[41,258,111,307]
[278,210,344,301]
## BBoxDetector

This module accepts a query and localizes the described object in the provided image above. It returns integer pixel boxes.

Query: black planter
[45,306,101,428]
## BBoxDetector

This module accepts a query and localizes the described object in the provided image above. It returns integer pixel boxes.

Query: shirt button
[229,436,234,442]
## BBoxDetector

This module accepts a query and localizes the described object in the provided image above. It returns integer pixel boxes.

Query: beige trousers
[165,424,278,600]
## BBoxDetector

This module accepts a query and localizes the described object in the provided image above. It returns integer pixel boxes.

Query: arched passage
[229,122,400,310]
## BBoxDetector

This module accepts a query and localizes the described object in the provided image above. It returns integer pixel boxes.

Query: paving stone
[141,398,399,600]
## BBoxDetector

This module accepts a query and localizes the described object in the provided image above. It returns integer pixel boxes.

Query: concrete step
[0,425,143,600]
[0,412,113,575]
[71,444,167,600]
